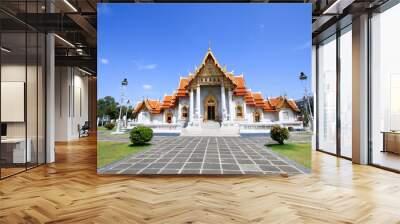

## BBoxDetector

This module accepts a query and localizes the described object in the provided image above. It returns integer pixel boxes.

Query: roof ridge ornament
[208,40,211,51]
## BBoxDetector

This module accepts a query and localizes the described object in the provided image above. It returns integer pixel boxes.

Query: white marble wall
[135,92,297,125]
[279,108,296,122]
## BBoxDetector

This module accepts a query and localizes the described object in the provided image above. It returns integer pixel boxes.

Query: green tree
[97,96,119,120]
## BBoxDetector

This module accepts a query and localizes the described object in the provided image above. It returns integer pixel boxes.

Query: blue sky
[98,3,311,104]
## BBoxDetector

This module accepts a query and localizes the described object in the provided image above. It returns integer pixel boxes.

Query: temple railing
[127,122,182,131]
[239,121,303,131]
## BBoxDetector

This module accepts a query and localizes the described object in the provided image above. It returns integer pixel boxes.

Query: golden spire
[208,40,211,51]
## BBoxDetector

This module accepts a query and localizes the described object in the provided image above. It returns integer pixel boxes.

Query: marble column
[243,102,247,121]
[221,85,226,121]
[196,85,201,120]
[190,89,194,121]
[228,89,233,121]
[178,103,182,121]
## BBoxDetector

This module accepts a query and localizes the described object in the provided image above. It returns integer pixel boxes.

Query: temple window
[182,106,188,119]
[254,111,261,123]
[236,105,243,118]
[166,112,173,124]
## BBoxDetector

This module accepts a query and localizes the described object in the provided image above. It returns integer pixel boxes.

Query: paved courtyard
[99,137,308,175]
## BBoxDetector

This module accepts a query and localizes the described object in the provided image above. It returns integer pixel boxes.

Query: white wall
[54,67,89,141]
[263,112,278,122]
[138,111,151,123]
[279,109,296,122]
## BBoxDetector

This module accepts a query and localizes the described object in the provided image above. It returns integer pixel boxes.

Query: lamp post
[124,99,131,128]
[299,72,313,130]
[114,78,128,134]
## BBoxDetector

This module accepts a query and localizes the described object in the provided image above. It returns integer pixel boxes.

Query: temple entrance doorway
[204,95,217,121]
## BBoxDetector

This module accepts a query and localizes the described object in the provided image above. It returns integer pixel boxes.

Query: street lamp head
[299,72,307,81]
[122,78,128,86]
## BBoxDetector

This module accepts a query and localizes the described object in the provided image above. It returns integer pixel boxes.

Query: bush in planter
[104,123,115,130]
[288,126,294,132]
[270,126,289,145]
[130,126,153,145]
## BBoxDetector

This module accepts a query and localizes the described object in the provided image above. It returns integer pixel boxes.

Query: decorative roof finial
[208,40,211,51]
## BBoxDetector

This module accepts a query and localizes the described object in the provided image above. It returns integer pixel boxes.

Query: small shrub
[130,126,153,145]
[270,126,289,145]
[288,127,294,132]
[104,123,115,130]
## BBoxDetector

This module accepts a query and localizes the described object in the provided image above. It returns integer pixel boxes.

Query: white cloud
[138,64,157,70]
[142,84,152,90]
[100,58,109,64]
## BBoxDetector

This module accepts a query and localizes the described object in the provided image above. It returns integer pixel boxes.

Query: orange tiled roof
[287,99,300,112]
[133,102,143,114]
[133,99,162,114]
[233,75,247,96]
[161,93,178,109]
[187,50,237,88]
[263,100,276,112]
[244,91,255,106]
[146,99,162,114]
[176,78,188,97]
[252,92,265,107]
[268,96,299,112]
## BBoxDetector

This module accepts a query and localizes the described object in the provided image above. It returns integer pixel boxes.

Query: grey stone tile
[141,159,156,163]
[203,163,220,170]
[278,165,300,173]
[222,170,243,175]
[171,158,187,162]
[240,164,261,172]
[259,165,281,172]
[184,163,202,169]
[156,159,172,163]
[242,170,264,175]
[188,158,203,163]
[204,159,219,163]
[158,169,180,174]
[180,169,201,175]
[112,164,131,170]
[147,163,167,169]
[237,160,254,164]
[253,160,272,165]
[201,169,222,174]
[165,163,184,169]
[119,169,142,175]
[138,169,160,174]
[221,159,236,164]
[130,163,148,169]
[271,160,289,166]
[102,136,306,176]
[126,159,143,163]
[221,164,240,170]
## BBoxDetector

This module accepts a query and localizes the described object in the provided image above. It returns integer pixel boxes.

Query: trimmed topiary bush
[104,123,115,130]
[270,126,289,145]
[130,126,153,145]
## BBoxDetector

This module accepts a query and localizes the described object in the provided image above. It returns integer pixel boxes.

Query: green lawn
[97,128,130,139]
[266,143,311,169]
[97,141,150,168]
[97,126,113,131]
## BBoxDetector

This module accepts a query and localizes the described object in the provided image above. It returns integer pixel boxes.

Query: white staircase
[181,121,239,137]
[201,121,221,129]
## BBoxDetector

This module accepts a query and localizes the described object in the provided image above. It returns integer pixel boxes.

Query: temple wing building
[132,48,302,135]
